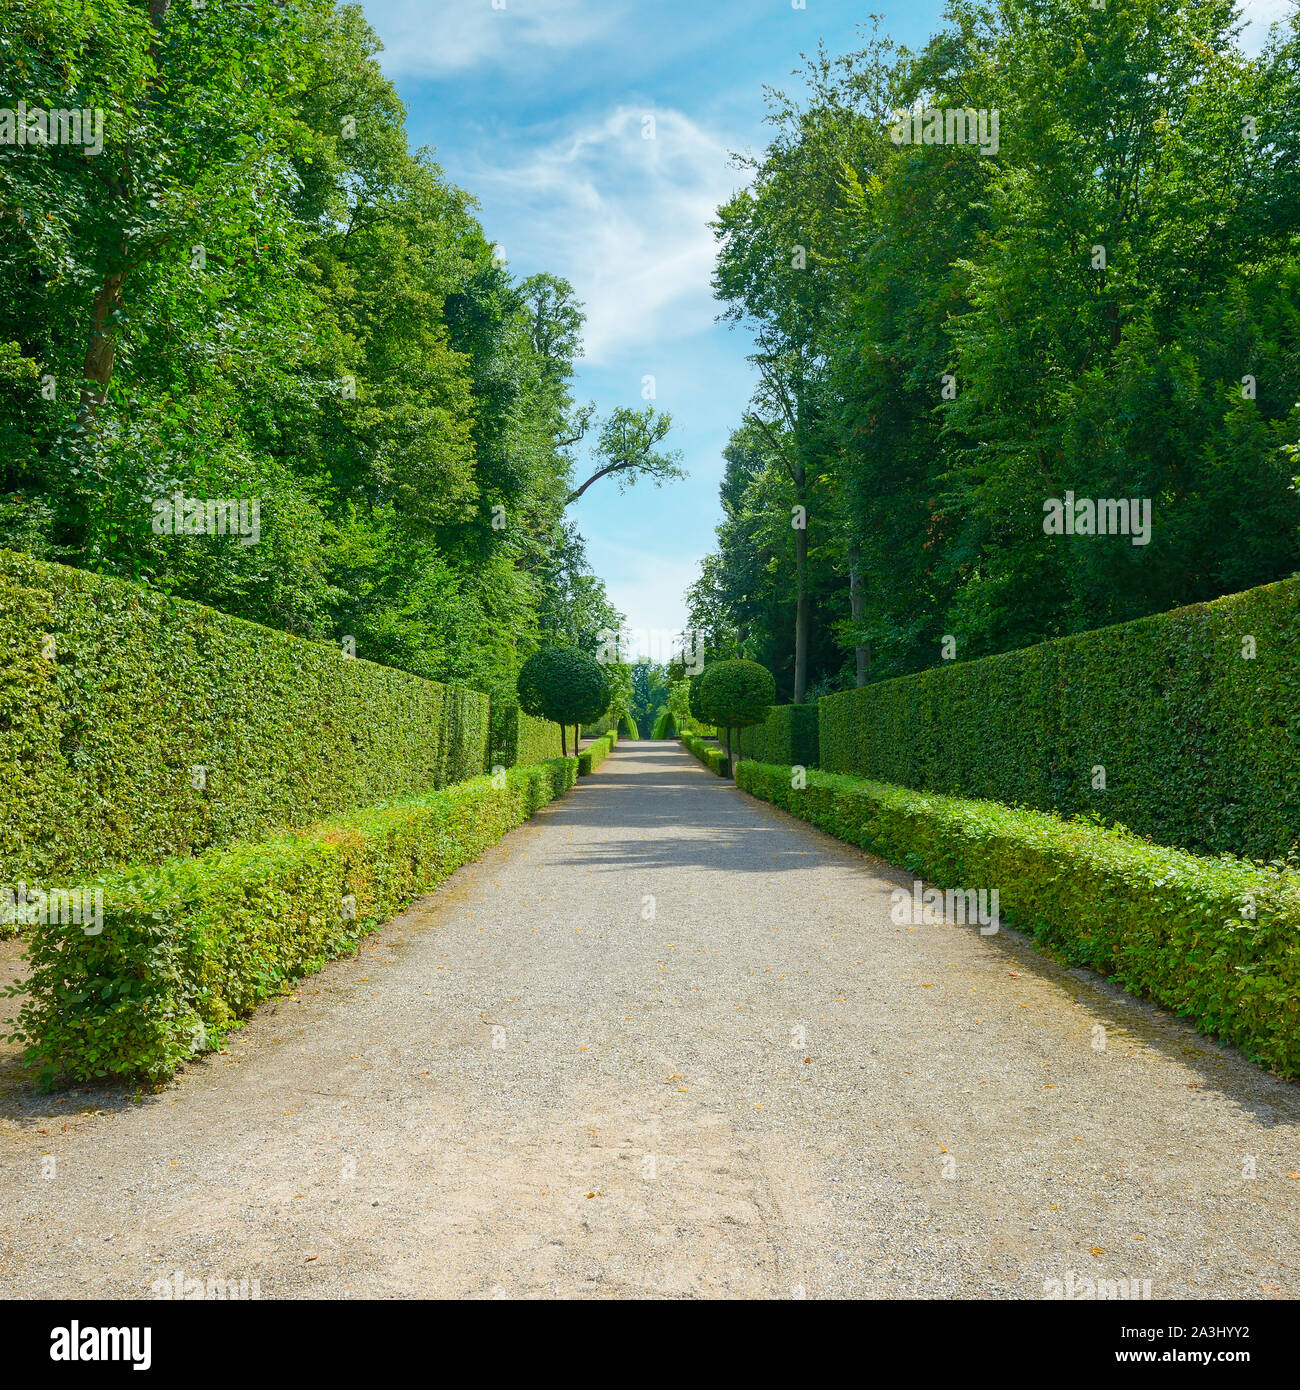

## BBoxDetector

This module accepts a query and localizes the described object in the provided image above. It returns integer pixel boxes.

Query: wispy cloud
[1238,0,1296,51]
[362,0,619,78]
[471,105,746,363]
[582,532,705,640]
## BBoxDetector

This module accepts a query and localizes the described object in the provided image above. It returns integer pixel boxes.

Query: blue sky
[358,0,1290,653]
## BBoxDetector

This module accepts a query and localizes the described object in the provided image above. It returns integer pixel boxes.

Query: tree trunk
[849,542,869,688]
[77,271,126,424]
[725,725,732,773]
[561,725,567,758]
[793,507,809,705]
[75,2,172,429]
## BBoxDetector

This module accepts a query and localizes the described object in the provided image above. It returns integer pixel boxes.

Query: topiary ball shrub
[697,659,775,772]
[517,647,610,757]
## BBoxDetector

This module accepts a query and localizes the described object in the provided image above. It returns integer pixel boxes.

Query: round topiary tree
[696,659,775,773]
[517,648,611,758]
[574,664,613,755]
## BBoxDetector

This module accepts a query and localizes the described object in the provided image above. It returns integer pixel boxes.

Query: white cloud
[472,106,745,363]
[1237,0,1296,51]
[362,0,617,77]
[582,532,700,639]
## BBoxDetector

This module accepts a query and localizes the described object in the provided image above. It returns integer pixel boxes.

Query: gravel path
[1,741,1298,1300]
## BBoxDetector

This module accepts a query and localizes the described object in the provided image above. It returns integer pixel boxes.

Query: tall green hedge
[737,761,1300,1078]
[490,701,563,770]
[819,577,1300,861]
[738,704,819,767]
[0,551,490,882]
[14,757,578,1084]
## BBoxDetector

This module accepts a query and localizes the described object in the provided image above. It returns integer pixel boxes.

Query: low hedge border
[578,733,614,775]
[10,757,578,1085]
[682,732,729,777]
[735,760,1300,1077]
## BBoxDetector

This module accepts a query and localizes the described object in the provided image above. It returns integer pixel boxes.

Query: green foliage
[12,758,578,1083]
[489,702,563,770]
[577,733,614,776]
[628,663,671,732]
[697,3,1300,689]
[667,677,710,736]
[516,647,611,730]
[0,0,630,710]
[681,732,729,777]
[651,707,676,738]
[737,704,818,767]
[619,712,640,740]
[736,760,1300,1079]
[697,659,775,732]
[687,670,710,725]
[819,576,1300,861]
[0,552,489,884]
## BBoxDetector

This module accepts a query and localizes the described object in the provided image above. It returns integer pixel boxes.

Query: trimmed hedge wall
[737,761,1300,1077]
[14,757,578,1083]
[490,700,563,770]
[818,577,1300,861]
[738,703,819,767]
[682,732,729,777]
[578,733,614,775]
[0,552,490,883]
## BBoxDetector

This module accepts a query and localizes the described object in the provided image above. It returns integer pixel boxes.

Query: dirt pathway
[1,743,1297,1299]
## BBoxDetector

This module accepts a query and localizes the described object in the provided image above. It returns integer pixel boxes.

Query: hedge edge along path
[818,576,1300,861]
[0,551,490,882]
[578,733,615,775]
[14,758,578,1085]
[737,761,1300,1078]
[682,732,729,777]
